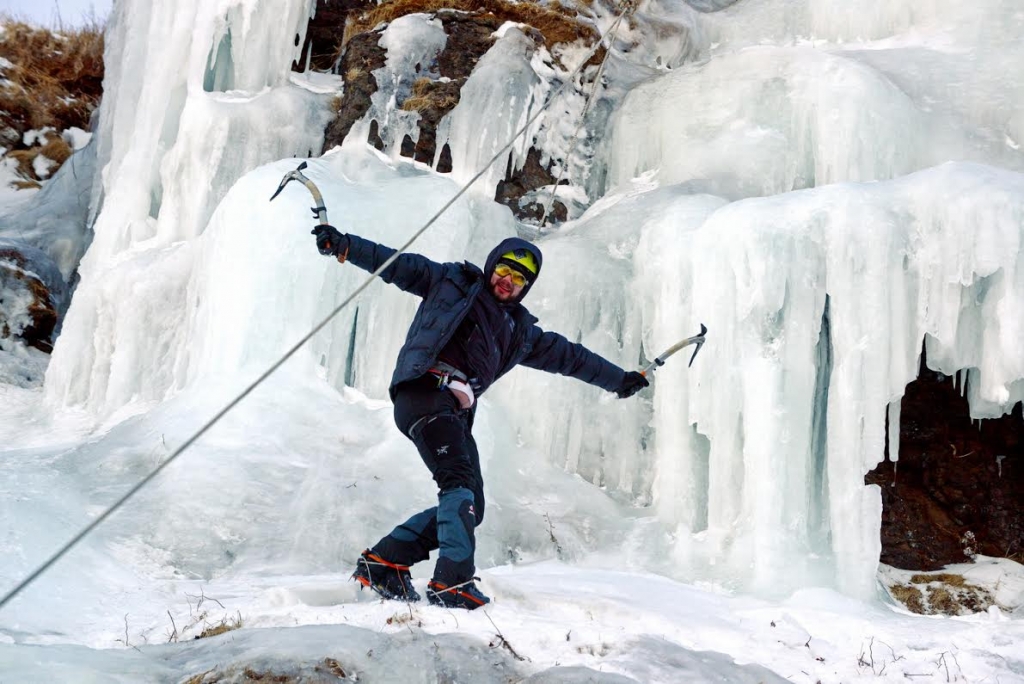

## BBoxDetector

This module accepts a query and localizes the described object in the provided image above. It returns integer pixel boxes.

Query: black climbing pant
[371,376,484,584]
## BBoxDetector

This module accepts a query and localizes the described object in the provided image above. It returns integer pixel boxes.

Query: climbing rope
[540,0,639,228]
[0,0,642,612]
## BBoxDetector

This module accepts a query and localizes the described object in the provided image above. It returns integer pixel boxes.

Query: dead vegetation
[886,572,994,616]
[165,589,244,643]
[0,15,104,185]
[4,133,72,184]
[888,583,925,614]
[183,657,349,684]
[910,572,965,586]
[348,0,598,48]
[400,77,460,113]
[197,614,244,639]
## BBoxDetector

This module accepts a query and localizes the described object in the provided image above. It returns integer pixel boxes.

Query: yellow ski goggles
[493,263,529,287]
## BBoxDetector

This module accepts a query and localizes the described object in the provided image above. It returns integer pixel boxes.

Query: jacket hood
[484,237,543,303]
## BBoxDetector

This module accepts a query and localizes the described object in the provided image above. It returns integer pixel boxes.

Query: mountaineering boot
[426,578,490,610]
[351,549,421,602]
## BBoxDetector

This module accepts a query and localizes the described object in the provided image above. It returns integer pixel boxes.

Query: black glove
[616,371,649,399]
[311,224,349,257]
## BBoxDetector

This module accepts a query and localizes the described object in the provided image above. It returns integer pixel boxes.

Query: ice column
[45,0,331,415]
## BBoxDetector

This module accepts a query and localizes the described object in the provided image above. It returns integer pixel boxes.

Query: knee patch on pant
[437,487,475,563]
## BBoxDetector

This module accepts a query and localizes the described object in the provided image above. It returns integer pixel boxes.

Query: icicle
[996,455,1006,478]
[887,399,901,463]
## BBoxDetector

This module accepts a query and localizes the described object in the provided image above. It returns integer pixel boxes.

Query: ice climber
[311,224,650,609]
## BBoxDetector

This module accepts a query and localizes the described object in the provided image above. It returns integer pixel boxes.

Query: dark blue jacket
[343,234,628,398]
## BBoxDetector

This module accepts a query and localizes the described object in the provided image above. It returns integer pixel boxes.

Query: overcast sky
[3,0,111,27]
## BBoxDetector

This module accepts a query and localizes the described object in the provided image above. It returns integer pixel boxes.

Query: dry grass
[184,668,296,684]
[400,76,460,112]
[345,65,365,83]
[927,586,958,615]
[0,18,104,131]
[349,0,597,46]
[183,658,347,684]
[910,572,966,587]
[399,94,434,112]
[5,133,72,181]
[196,614,243,639]
[0,16,103,185]
[889,583,925,613]
[889,572,995,616]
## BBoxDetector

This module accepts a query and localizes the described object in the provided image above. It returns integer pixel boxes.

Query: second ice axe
[269,161,329,225]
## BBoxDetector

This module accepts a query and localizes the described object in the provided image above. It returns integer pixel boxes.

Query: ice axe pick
[640,323,708,377]
[268,161,329,225]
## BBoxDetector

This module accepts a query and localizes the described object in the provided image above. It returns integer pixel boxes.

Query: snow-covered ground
[1,371,1022,682]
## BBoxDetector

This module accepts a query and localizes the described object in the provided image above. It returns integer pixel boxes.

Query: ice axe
[640,323,708,377]
[269,161,329,225]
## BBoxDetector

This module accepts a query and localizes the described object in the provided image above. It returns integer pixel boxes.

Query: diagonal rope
[0,0,639,613]
[541,0,637,229]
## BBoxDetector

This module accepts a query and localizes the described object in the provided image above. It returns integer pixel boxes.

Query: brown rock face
[405,78,462,166]
[322,30,388,152]
[0,248,57,353]
[495,147,567,223]
[295,0,373,72]
[435,11,503,80]
[321,11,501,158]
[316,9,571,223]
[866,352,1024,570]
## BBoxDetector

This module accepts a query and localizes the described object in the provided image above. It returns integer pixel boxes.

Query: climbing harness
[428,362,475,409]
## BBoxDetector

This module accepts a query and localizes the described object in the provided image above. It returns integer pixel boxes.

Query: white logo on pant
[437,445,449,455]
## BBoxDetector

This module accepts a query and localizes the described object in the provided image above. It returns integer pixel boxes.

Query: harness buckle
[428,362,468,388]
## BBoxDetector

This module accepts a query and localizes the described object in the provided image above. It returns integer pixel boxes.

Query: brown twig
[484,610,528,662]
[167,610,179,643]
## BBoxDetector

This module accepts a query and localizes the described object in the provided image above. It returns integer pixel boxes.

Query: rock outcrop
[0,243,61,353]
[315,3,580,222]
[867,353,1023,570]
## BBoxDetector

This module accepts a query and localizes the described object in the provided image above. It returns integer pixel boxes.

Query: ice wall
[493,157,1023,597]
[700,0,1024,160]
[179,150,513,397]
[606,45,1022,200]
[590,0,1024,597]
[44,0,333,414]
[583,164,1022,598]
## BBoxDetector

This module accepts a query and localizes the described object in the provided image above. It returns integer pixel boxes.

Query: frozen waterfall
[16,0,1024,605]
